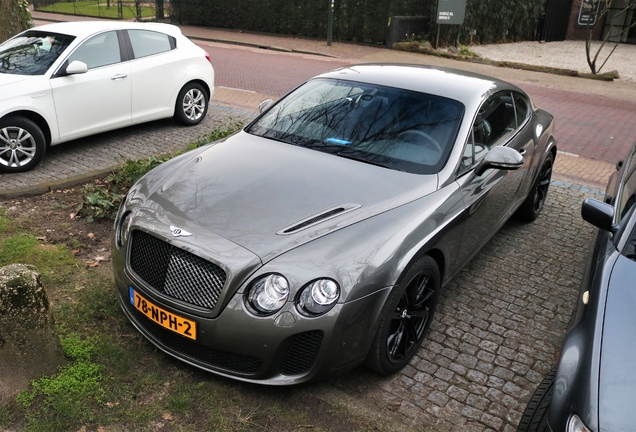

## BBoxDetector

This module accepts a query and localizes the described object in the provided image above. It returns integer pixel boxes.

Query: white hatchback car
[0,21,215,173]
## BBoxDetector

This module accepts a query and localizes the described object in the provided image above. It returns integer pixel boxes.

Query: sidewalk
[22,10,636,191]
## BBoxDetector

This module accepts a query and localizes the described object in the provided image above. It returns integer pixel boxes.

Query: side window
[67,31,121,69]
[474,92,516,149]
[618,167,636,223]
[128,30,174,58]
[513,92,530,128]
[460,92,517,174]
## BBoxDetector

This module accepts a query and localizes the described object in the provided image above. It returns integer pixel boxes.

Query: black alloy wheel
[517,152,554,222]
[366,255,440,374]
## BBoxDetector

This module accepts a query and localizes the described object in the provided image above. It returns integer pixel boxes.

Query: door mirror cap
[475,146,524,176]
[65,60,88,75]
[582,198,616,233]
[258,99,274,113]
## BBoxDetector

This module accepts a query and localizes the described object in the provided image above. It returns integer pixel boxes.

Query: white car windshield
[247,78,465,174]
[0,31,75,76]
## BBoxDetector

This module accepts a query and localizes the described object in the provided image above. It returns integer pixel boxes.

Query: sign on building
[436,0,467,26]
[576,0,601,28]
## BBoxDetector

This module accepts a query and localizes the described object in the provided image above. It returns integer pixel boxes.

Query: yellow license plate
[129,287,197,340]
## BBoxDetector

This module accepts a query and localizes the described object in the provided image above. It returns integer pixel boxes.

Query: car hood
[144,132,438,262]
[0,73,31,88]
[598,254,636,431]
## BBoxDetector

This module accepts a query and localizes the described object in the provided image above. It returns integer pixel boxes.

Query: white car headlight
[567,414,592,432]
[246,274,289,315]
[297,279,340,316]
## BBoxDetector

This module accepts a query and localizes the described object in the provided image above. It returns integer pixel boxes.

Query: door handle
[111,73,127,80]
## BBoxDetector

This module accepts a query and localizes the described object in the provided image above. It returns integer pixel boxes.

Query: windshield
[0,31,75,75]
[247,78,464,174]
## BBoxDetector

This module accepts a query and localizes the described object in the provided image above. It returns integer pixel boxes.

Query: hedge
[170,0,544,45]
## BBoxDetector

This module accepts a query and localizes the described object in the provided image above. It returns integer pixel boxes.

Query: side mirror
[475,146,524,176]
[581,198,615,232]
[65,60,88,75]
[258,99,273,113]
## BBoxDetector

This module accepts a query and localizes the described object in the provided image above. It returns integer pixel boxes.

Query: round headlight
[247,274,289,315]
[297,279,340,316]
[117,211,133,248]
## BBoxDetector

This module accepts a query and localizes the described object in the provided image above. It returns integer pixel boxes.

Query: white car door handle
[111,73,127,80]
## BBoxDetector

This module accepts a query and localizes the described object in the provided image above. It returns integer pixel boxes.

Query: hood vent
[277,204,361,235]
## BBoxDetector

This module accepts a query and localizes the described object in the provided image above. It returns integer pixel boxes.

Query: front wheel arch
[365,254,441,375]
[2,110,52,147]
[174,81,210,126]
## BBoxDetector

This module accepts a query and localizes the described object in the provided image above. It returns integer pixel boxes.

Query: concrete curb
[0,167,114,200]
[185,35,338,58]
[391,42,618,82]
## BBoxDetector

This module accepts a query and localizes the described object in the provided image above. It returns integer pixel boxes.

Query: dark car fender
[547,236,617,431]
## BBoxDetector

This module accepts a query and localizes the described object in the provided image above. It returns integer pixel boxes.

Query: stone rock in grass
[0,264,66,403]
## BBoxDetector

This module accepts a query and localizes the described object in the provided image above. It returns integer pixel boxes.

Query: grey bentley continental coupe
[112,64,556,385]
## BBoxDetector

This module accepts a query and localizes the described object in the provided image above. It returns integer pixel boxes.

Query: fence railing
[33,0,166,21]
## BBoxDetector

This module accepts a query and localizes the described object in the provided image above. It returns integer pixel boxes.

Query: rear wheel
[517,368,556,432]
[174,82,208,126]
[517,152,554,222]
[366,255,440,375]
[0,116,46,173]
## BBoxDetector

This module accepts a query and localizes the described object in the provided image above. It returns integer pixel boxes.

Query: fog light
[567,414,591,432]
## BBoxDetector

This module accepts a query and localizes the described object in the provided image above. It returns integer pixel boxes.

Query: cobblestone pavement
[328,180,604,431]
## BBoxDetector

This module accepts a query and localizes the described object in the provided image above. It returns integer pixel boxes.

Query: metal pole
[327,0,334,46]
[435,25,440,49]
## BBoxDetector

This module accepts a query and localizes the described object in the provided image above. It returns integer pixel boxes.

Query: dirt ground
[0,187,404,432]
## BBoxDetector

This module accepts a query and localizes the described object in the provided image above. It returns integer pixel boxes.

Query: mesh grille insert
[280,330,324,375]
[129,230,226,310]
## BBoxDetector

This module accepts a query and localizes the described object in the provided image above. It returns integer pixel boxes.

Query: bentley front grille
[129,230,226,311]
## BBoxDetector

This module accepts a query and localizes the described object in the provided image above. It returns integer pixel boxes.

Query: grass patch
[459,44,479,57]
[16,335,106,431]
[37,1,154,19]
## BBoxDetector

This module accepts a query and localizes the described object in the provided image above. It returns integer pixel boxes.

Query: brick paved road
[526,83,636,164]
[328,181,603,431]
[203,42,636,165]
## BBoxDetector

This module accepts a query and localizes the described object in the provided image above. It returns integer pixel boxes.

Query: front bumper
[113,231,391,385]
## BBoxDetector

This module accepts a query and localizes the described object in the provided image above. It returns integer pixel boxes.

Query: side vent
[277,204,361,235]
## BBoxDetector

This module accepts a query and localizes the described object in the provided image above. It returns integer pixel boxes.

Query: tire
[366,255,440,375]
[517,368,556,432]
[516,152,554,222]
[0,116,46,173]
[174,82,209,126]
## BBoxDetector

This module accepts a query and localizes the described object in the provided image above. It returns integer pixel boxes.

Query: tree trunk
[0,0,33,43]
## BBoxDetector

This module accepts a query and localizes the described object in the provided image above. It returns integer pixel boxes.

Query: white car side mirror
[258,99,274,113]
[66,60,88,75]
